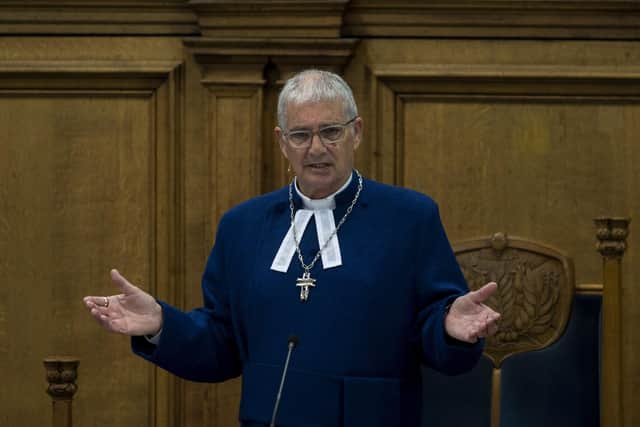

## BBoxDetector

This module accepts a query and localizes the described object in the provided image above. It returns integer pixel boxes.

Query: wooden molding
[365,64,640,185]
[188,0,349,38]
[344,0,640,39]
[575,283,603,295]
[183,38,359,80]
[0,1,198,35]
[2,0,639,39]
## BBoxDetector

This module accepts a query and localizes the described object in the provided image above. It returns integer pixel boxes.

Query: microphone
[270,335,299,427]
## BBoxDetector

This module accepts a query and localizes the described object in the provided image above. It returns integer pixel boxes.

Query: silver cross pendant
[296,271,316,302]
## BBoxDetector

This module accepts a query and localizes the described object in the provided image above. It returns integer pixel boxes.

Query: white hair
[277,69,358,129]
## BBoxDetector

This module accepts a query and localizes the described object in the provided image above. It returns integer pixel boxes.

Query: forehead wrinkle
[285,101,347,130]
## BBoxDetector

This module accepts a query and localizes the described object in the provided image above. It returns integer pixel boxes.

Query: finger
[89,307,114,331]
[487,322,499,336]
[491,312,501,324]
[484,312,500,336]
[471,320,485,340]
[469,282,498,304]
[84,296,110,309]
[477,317,489,339]
[110,269,138,294]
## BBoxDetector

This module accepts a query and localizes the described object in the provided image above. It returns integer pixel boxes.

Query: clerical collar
[271,172,358,274]
[294,173,353,210]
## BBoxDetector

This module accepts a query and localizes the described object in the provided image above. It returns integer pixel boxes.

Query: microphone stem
[270,342,294,427]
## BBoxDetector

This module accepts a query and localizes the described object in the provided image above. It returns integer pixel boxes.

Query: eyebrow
[289,122,342,131]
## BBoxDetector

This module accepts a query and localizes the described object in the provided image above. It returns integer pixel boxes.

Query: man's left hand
[445,282,501,343]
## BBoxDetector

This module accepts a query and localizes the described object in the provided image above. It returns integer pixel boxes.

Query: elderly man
[84,69,500,427]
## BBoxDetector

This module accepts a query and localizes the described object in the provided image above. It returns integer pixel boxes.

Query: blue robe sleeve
[131,214,242,382]
[415,202,483,375]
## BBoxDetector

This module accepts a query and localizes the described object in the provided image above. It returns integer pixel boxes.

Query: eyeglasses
[283,117,358,148]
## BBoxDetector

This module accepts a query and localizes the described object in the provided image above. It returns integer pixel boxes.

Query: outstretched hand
[83,269,163,336]
[445,282,500,343]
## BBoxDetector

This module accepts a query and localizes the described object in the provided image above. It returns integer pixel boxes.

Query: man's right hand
[83,269,163,337]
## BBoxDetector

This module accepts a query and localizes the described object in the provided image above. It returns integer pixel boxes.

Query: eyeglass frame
[281,116,359,149]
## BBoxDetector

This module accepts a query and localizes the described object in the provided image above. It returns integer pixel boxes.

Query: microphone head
[287,335,299,348]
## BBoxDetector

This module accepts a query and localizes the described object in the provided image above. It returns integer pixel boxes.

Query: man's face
[275,100,362,199]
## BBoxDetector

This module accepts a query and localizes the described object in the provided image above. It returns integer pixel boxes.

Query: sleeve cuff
[145,329,162,345]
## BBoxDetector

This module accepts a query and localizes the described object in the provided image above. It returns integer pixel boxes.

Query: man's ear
[352,117,363,150]
[275,127,288,159]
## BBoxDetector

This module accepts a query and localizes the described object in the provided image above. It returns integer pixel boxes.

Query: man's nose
[308,132,327,155]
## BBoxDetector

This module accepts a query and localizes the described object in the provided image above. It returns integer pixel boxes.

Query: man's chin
[299,173,338,198]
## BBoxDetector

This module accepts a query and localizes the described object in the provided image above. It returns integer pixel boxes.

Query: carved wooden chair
[422,217,629,427]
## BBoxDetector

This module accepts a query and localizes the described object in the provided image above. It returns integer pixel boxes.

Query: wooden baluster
[43,357,80,427]
[595,217,630,427]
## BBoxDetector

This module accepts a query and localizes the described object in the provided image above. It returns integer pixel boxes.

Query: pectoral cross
[296,271,316,302]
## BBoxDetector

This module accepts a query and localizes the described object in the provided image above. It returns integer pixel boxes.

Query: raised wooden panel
[180,79,264,427]
[206,86,263,235]
[0,62,183,427]
[366,64,640,286]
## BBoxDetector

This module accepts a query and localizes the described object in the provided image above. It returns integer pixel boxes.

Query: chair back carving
[454,232,575,367]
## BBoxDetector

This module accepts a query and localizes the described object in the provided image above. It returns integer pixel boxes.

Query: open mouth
[307,163,331,169]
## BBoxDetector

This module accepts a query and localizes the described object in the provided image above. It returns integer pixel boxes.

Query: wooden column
[43,357,79,427]
[595,217,630,427]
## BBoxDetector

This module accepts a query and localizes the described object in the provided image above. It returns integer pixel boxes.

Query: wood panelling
[0,60,183,427]
[344,0,640,39]
[189,0,349,38]
[0,1,198,35]
[206,85,263,234]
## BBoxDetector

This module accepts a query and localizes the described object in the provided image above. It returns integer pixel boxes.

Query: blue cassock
[132,170,483,426]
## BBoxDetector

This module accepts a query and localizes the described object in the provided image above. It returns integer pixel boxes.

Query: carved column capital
[594,217,631,259]
[43,357,79,401]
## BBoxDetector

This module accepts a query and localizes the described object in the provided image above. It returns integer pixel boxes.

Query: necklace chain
[288,170,363,274]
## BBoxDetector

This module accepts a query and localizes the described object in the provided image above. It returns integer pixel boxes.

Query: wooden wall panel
[0,61,183,427]
[176,55,266,424]
[206,87,263,227]
[182,85,264,427]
